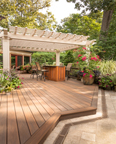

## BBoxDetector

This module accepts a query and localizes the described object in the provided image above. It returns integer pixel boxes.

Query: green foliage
[0,70,23,93]
[99,75,113,88]
[97,8,116,60]
[0,0,56,30]
[63,51,75,66]
[110,74,116,85]
[63,0,116,12]
[99,60,116,75]
[32,52,55,65]
[75,46,100,77]
[57,13,101,40]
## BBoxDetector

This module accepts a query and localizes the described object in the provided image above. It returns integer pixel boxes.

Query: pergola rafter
[0,26,95,70]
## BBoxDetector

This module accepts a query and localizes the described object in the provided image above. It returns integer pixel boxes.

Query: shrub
[0,70,23,93]
[99,60,116,76]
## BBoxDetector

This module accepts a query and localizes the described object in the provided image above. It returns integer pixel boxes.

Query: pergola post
[56,51,60,66]
[2,36,10,71]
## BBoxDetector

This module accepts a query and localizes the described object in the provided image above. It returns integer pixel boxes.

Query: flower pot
[83,76,94,85]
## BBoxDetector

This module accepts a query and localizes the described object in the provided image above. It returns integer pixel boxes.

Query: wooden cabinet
[43,66,65,81]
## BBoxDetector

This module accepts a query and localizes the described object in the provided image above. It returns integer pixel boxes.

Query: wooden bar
[44,66,65,81]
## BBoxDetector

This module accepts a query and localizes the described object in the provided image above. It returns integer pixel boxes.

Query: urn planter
[83,76,94,85]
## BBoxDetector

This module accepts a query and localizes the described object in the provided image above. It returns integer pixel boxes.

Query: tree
[0,0,56,30]
[56,0,116,38]
[57,13,102,40]
[63,51,75,66]
[97,8,116,60]
[32,52,55,65]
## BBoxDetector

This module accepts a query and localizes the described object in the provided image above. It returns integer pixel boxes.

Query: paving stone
[79,139,96,144]
[45,90,116,144]
[63,135,80,144]
[81,121,97,133]
[81,132,96,142]
[63,130,81,144]
[67,126,82,136]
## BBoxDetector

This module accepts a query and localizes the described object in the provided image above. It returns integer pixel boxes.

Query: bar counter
[43,66,65,81]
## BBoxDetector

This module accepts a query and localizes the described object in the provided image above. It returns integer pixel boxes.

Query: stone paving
[44,90,116,144]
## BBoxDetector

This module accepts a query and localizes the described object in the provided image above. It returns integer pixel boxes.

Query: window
[24,56,29,65]
[17,56,22,66]
[11,55,15,67]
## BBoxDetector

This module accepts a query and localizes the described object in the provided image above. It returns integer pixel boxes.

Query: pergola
[0,26,95,71]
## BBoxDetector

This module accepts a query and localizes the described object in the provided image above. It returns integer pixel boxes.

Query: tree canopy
[57,12,102,40]
[56,0,116,33]
[0,0,56,30]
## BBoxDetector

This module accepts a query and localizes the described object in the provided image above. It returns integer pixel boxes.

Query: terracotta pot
[83,76,94,85]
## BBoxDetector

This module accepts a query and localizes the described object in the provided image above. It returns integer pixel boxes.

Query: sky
[43,0,81,24]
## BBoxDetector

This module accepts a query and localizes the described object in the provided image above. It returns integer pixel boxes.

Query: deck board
[13,91,30,144]
[0,74,98,144]
[0,93,7,144]
[8,92,20,144]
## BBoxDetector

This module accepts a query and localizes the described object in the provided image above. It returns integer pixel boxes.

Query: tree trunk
[100,10,114,39]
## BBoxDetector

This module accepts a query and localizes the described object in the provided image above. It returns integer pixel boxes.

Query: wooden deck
[0,74,98,144]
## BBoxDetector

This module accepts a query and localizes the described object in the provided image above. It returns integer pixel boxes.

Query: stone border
[53,89,107,144]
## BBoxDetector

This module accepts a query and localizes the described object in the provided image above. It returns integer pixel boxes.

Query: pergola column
[56,51,60,66]
[2,37,10,71]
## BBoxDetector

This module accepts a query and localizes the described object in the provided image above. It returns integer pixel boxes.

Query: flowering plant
[98,74,113,88]
[75,47,100,79]
[0,71,23,93]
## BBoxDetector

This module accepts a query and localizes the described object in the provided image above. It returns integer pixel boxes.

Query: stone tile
[68,125,82,136]
[81,132,96,142]
[81,121,97,133]
[79,139,96,144]
[63,135,80,144]
[44,126,63,143]
[63,130,81,144]
[96,118,116,144]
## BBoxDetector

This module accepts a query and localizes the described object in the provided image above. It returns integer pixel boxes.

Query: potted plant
[82,67,95,85]
[76,47,100,85]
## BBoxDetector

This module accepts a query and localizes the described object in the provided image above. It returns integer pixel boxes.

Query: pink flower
[97,55,100,59]
[91,57,97,61]
[21,82,23,84]
[77,62,79,64]
[78,54,82,57]
[83,73,86,77]
[97,66,99,68]
[106,85,108,87]
[83,47,86,50]
[19,78,20,79]
[89,74,93,79]
[82,56,87,61]
[17,86,20,88]
[22,78,24,79]
[81,70,84,72]
[52,58,54,60]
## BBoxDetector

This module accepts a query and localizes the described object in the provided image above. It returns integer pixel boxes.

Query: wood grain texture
[0,74,98,144]
[44,66,65,81]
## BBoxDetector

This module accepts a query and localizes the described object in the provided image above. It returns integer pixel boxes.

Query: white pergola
[0,26,95,71]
